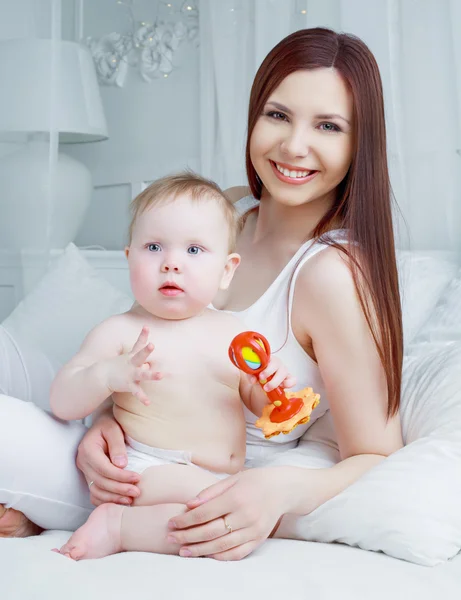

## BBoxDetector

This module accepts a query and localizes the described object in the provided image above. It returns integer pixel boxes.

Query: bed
[1,244,461,599]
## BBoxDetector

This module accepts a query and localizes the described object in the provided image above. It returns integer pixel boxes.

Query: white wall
[0,0,55,160]
[61,0,200,249]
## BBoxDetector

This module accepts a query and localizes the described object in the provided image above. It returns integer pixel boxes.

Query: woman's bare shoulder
[300,245,355,295]
[223,186,251,204]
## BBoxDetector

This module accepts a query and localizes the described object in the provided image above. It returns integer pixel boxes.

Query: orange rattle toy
[229,331,320,438]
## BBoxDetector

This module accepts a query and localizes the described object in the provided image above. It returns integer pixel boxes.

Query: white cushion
[275,341,461,566]
[412,265,461,343]
[396,250,458,346]
[0,325,55,410]
[2,244,133,376]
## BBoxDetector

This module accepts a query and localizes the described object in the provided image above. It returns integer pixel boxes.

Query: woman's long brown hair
[245,28,403,418]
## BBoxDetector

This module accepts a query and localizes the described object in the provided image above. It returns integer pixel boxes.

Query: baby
[50,171,295,560]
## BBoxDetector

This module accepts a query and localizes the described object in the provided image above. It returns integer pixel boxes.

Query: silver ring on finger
[88,480,94,490]
[223,516,233,534]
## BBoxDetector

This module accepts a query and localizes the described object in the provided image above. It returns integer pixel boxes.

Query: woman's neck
[251,189,338,248]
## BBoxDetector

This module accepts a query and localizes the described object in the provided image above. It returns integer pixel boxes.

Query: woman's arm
[167,247,403,560]
[282,246,403,511]
[292,246,403,461]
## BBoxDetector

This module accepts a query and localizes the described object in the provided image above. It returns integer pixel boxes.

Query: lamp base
[0,140,91,250]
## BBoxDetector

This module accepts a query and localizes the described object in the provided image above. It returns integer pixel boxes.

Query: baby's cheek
[130,264,152,294]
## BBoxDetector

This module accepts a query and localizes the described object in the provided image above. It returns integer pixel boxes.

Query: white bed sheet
[1,531,460,600]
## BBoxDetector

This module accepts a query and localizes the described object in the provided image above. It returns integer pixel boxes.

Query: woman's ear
[219,253,241,290]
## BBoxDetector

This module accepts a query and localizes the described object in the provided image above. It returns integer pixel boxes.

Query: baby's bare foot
[53,503,124,561]
[0,505,43,538]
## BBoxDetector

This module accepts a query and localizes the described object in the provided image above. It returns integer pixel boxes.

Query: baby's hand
[249,356,296,393]
[104,326,162,405]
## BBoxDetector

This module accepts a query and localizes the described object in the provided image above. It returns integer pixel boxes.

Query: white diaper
[125,436,229,480]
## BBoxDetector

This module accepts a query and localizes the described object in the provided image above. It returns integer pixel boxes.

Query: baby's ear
[220,253,241,290]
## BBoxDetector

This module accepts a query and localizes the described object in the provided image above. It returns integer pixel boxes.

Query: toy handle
[262,377,286,406]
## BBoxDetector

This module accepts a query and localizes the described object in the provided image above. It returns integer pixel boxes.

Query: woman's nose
[280,127,310,158]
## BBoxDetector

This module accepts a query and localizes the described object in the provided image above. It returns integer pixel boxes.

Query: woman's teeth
[275,162,312,178]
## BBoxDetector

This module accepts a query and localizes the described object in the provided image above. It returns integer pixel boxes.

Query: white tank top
[227,196,348,448]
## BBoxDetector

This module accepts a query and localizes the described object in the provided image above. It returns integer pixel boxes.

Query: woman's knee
[0,394,86,465]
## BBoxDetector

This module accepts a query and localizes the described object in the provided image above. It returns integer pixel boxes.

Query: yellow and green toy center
[241,338,264,371]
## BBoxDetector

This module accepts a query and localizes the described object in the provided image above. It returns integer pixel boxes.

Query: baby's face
[126,193,238,320]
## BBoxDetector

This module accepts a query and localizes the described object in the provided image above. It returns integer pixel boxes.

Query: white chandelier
[86,0,199,87]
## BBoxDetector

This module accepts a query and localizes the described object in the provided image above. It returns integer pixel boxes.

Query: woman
[0,27,403,560]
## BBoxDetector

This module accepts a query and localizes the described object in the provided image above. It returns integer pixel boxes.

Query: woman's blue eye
[188,246,202,255]
[147,243,161,252]
[319,122,340,132]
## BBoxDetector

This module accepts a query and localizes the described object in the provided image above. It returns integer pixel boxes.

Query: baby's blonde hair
[128,170,240,251]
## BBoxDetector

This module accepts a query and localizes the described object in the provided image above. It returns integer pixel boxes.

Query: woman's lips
[270,160,319,185]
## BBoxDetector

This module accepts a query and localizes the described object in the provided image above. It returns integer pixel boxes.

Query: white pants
[0,394,339,532]
[0,394,92,530]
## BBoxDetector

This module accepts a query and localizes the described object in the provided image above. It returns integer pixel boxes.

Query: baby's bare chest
[122,317,238,384]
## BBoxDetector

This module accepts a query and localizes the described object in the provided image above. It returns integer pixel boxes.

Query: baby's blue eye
[147,243,161,252]
[188,246,202,255]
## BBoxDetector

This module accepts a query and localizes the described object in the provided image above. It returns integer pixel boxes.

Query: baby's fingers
[262,369,288,392]
[139,370,163,381]
[131,342,155,367]
[282,376,297,390]
[258,357,281,382]
[133,386,151,406]
[131,326,150,353]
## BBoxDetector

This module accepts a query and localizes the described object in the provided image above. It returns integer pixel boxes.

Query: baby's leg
[55,465,221,560]
[134,464,221,506]
[55,502,186,560]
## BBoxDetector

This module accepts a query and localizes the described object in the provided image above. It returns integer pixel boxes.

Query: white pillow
[412,265,461,343]
[273,341,461,566]
[2,243,133,375]
[396,250,458,346]
[0,324,55,411]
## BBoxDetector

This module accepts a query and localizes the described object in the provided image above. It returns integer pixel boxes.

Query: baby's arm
[50,320,160,421]
[49,316,126,421]
[239,374,268,417]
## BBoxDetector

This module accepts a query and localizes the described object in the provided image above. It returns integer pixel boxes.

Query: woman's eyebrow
[316,113,351,125]
[266,102,350,126]
[265,101,293,115]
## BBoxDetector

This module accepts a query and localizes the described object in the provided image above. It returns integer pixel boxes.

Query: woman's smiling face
[250,67,354,209]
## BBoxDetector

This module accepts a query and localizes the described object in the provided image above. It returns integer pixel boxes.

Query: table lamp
[0,38,108,250]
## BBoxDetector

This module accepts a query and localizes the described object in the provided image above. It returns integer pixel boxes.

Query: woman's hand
[166,467,298,561]
[76,414,141,506]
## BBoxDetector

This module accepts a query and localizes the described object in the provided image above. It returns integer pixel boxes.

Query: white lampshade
[0,38,108,251]
[0,38,108,142]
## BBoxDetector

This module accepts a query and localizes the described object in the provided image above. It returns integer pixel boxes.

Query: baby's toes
[69,545,86,561]
[56,541,77,559]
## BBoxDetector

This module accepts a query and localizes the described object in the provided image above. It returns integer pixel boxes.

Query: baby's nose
[161,261,180,273]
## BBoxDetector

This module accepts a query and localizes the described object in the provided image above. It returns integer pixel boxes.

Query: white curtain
[199,0,461,254]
